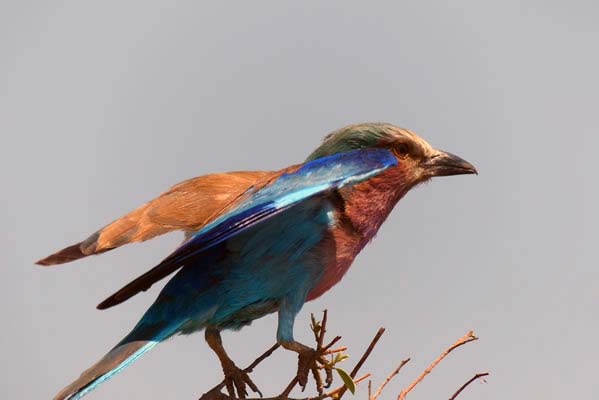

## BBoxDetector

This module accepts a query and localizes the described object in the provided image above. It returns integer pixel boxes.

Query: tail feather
[54,340,158,400]
[53,316,183,400]
[52,288,207,399]
[53,304,186,400]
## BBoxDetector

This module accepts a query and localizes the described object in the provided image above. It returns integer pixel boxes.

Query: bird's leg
[204,328,262,398]
[278,339,331,393]
[277,293,331,394]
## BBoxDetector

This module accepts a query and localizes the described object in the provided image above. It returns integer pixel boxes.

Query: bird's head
[307,122,477,184]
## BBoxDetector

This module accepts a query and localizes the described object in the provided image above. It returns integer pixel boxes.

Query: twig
[349,328,386,378]
[322,337,342,353]
[199,315,486,400]
[397,331,478,400]
[200,373,371,400]
[324,346,347,355]
[336,327,386,400]
[317,310,328,349]
[370,358,410,400]
[245,344,281,373]
[279,377,299,398]
[448,372,489,400]
[321,373,370,399]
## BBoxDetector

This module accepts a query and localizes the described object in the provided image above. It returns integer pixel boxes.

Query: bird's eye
[393,143,410,158]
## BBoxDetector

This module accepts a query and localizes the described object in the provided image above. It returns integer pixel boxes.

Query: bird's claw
[296,347,332,394]
[221,362,262,399]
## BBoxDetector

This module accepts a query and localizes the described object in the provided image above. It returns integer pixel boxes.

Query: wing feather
[97,148,397,309]
[36,171,270,266]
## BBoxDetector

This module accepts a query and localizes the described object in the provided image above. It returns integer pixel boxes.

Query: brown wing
[36,170,271,266]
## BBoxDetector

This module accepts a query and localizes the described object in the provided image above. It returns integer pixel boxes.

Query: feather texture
[36,171,270,265]
[97,148,397,309]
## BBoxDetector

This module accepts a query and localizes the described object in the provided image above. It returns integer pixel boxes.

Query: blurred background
[2,1,597,399]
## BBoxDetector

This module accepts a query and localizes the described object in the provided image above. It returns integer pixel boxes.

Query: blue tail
[53,320,182,400]
[54,255,224,399]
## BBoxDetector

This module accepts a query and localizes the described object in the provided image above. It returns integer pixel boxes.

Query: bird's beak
[423,150,478,177]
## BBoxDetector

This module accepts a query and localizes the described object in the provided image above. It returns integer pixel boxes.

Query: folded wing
[98,148,398,309]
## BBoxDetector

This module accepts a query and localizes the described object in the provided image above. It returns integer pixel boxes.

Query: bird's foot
[220,360,262,399]
[296,345,334,395]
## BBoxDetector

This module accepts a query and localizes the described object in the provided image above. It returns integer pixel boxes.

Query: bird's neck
[340,164,418,245]
[305,165,419,302]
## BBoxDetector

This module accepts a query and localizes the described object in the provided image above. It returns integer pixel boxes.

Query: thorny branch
[198,312,488,400]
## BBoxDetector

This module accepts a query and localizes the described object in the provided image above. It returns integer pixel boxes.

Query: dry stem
[448,372,489,400]
[198,315,486,400]
[369,358,410,400]
[397,331,478,400]
[335,327,386,399]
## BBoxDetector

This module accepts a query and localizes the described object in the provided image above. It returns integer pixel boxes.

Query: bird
[37,122,477,400]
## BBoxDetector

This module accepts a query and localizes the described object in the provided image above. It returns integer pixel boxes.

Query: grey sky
[2,1,597,399]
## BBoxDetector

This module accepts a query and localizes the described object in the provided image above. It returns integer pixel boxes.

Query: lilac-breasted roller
[37,123,477,399]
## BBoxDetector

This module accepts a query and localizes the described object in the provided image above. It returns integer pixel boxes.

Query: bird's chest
[307,171,410,300]
[305,217,362,301]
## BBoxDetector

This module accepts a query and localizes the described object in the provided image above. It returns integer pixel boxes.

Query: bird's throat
[340,164,417,243]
